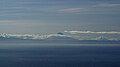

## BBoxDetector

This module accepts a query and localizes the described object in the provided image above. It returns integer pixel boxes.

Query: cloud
[58,8,85,13]
[0,33,69,40]
[0,33,120,41]
[64,31,120,34]
[58,3,120,13]
[93,3,120,7]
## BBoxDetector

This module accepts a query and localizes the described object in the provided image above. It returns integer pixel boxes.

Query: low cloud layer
[64,31,120,34]
[0,33,120,41]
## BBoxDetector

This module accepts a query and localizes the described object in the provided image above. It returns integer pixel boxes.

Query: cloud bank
[0,33,69,40]
[0,32,120,41]
[64,31,120,34]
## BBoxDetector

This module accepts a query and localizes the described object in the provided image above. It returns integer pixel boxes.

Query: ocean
[0,43,120,67]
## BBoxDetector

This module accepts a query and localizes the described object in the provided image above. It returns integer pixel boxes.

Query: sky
[0,0,120,34]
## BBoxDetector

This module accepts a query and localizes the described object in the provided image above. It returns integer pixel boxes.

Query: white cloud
[0,33,70,40]
[58,8,85,13]
[64,31,120,34]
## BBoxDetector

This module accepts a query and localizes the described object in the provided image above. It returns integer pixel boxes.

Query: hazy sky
[0,0,120,34]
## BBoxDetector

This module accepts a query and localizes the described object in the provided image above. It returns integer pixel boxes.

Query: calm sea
[0,43,120,67]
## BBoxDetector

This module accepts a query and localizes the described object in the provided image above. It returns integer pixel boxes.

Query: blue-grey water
[0,43,120,67]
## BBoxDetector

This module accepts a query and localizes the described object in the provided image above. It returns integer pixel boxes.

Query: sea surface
[0,43,120,67]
